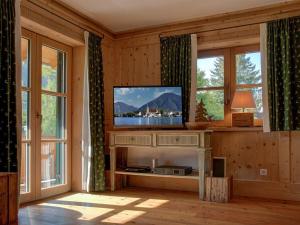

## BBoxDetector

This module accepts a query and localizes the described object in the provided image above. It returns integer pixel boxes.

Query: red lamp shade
[231,91,256,110]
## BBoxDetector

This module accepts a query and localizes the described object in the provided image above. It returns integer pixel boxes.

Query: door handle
[224,84,231,105]
[36,112,43,123]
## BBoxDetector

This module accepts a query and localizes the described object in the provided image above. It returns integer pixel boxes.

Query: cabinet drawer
[114,135,152,146]
[157,134,199,146]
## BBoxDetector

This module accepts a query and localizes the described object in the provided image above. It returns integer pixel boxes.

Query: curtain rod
[28,0,105,39]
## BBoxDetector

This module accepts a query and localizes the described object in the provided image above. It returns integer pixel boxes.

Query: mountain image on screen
[138,93,182,112]
[114,102,138,114]
[114,93,181,114]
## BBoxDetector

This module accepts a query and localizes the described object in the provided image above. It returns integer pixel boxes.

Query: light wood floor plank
[19,188,300,225]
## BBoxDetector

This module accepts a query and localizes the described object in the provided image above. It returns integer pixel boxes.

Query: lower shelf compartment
[115,170,199,180]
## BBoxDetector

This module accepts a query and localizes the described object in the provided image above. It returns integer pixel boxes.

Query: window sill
[209,126,263,132]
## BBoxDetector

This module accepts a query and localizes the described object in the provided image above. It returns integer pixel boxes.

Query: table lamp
[231,91,256,127]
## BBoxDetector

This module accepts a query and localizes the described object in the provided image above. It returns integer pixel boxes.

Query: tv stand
[109,130,212,200]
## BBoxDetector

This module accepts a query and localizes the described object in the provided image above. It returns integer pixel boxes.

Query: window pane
[196,90,224,120]
[22,91,30,140]
[21,38,30,87]
[42,46,66,93]
[20,143,30,194]
[41,95,66,139]
[237,87,263,119]
[236,52,261,85]
[197,56,224,87]
[41,142,65,188]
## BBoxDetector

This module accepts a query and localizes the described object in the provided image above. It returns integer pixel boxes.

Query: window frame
[197,44,262,127]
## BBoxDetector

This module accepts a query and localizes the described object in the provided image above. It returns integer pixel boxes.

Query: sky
[114,87,181,108]
[197,52,261,80]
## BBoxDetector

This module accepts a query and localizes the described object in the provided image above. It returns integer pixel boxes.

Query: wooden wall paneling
[211,132,231,178]
[71,46,85,191]
[291,131,300,184]
[132,44,161,85]
[120,47,135,86]
[258,132,279,182]
[117,35,160,87]
[133,46,147,84]
[278,131,291,183]
[118,34,159,47]
[237,132,260,180]
[234,180,300,201]
[147,43,161,85]
[227,132,242,180]
[197,24,260,50]
[102,39,118,150]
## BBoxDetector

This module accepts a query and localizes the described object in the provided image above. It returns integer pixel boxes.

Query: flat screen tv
[113,86,183,127]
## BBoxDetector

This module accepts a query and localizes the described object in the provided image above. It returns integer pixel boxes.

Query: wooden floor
[19,188,300,225]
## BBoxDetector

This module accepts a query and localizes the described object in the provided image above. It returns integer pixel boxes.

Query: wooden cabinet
[0,173,18,225]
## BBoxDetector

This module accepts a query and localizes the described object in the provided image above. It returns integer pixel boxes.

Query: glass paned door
[20,29,71,203]
[40,45,67,189]
[37,36,71,199]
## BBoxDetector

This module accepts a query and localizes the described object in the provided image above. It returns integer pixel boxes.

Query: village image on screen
[114,87,183,126]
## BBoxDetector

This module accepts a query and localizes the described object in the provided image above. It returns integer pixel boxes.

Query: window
[197,44,262,126]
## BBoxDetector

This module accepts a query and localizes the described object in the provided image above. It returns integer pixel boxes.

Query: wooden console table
[109,130,212,200]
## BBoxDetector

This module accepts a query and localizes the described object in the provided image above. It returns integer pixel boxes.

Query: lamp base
[232,112,254,127]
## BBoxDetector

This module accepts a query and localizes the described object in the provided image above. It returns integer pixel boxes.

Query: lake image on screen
[114,87,182,126]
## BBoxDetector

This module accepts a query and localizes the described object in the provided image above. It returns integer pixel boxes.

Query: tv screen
[113,86,183,127]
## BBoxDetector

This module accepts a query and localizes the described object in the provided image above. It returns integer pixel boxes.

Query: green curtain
[88,33,105,191]
[267,17,300,131]
[0,0,17,172]
[160,34,191,123]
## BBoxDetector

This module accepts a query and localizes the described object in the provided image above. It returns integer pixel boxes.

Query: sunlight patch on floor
[55,193,140,206]
[101,210,146,224]
[39,202,114,220]
[135,199,169,208]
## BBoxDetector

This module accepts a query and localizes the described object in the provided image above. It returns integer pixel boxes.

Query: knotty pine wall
[106,28,300,201]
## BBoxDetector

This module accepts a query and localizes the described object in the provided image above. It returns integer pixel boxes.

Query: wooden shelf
[209,126,263,132]
[115,170,199,180]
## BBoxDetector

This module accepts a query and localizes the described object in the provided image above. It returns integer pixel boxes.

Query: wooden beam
[21,0,115,40]
[115,0,300,39]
